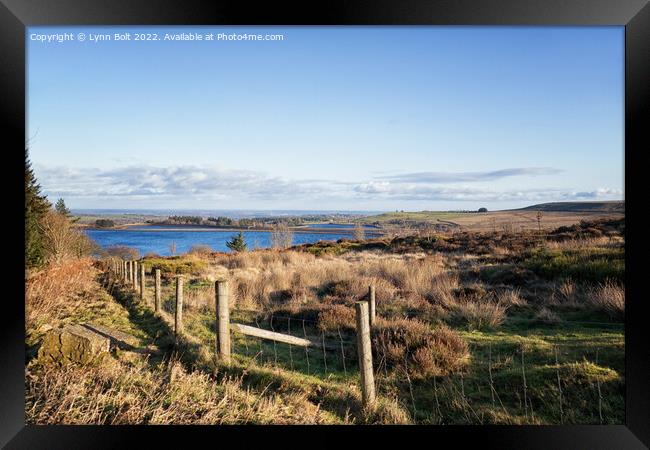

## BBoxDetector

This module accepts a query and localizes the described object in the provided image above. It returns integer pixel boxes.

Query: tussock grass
[589,280,624,321]
[450,299,508,331]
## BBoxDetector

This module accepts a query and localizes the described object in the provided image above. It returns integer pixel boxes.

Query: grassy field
[25,217,624,424]
[360,209,624,234]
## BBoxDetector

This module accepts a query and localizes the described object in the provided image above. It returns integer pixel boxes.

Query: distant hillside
[515,201,624,213]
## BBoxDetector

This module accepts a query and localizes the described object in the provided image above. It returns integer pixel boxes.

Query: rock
[38,324,110,366]
[81,323,139,350]
[37,323,53,334]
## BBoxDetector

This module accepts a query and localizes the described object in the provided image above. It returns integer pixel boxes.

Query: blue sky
[27,26,624,211]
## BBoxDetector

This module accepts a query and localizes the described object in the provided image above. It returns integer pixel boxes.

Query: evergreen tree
[54,197,79,223]
[55,198,71,216]
[25,147,51,267]
[226,232,247,252]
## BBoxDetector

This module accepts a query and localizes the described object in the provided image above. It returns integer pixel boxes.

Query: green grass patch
[522,246,624,282]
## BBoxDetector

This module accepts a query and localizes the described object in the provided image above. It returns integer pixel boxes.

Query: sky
[27,26,624,212]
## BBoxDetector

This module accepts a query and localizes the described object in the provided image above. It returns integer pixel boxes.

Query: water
[85,228,355,256]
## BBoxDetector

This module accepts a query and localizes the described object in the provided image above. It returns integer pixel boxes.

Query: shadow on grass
[99,273,206,369]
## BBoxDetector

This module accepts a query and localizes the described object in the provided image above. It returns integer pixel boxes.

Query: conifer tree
[25,147,51,267]
[55,198,71,216]
[226,232,247,252]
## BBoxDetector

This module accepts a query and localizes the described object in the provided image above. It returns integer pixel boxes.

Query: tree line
[25,148,98,268]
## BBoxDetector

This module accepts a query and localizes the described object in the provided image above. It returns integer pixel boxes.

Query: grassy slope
[26,265,409,424]
[516,201,624,213]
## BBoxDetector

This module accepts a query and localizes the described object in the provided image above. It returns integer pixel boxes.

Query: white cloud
[33,163,622,207]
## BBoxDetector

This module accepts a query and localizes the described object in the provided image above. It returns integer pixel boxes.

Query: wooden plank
[231,323,319,348]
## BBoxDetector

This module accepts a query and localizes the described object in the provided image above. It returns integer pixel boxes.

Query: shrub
[106,245,140,260]
[317,304,356,332]
[371,318,469,378]
[39,211,99,262]
[188,245,213,256]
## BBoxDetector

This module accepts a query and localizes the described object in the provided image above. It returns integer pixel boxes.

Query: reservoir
[85,227,359,256]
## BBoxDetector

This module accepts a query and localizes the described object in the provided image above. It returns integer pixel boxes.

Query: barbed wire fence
[101,258,623,424]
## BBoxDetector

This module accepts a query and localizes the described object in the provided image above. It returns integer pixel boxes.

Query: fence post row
[356,301,376,407]
[175,275,183,336]
[155,269,161,312]
[216,280,231,364]
[369,285,376,327]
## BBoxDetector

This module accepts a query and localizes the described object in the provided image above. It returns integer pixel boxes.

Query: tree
[25,147,51,267]
[226,232,247,252]
[478,207,488,213]
[95,219,115,228]
[55,198,71,216]
[54,197,80,223]
[271,224,293,249]
[353,223,365,240]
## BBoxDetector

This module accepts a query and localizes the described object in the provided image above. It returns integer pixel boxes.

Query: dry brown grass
[450,298,508,331]
[547,279,581,307]
[589,280,624,320]
[197,251,462,316]
[534,307,562,324]
[25,258,98,328]
[25,355,331,425]
[495,287,527,307]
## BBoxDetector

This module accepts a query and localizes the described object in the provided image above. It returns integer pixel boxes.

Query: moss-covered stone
[37,324,110,366]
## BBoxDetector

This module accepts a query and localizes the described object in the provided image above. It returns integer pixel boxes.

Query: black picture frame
[1,0,648,448]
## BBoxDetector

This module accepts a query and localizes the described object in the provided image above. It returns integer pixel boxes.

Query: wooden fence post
[127,261,131,282]
[369,285,376,327]
[216,280,231,363]
[355,301,376,407]
[175,275,184,335]
[122,260,126,282]
[133,261,139,291]
[140,263,145,301]
[155,269,161,312]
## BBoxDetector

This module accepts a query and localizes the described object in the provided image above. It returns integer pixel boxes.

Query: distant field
[446,210,624,232]
[517,201,624,213]
[360,201,624,232]
[360,211,465,223]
